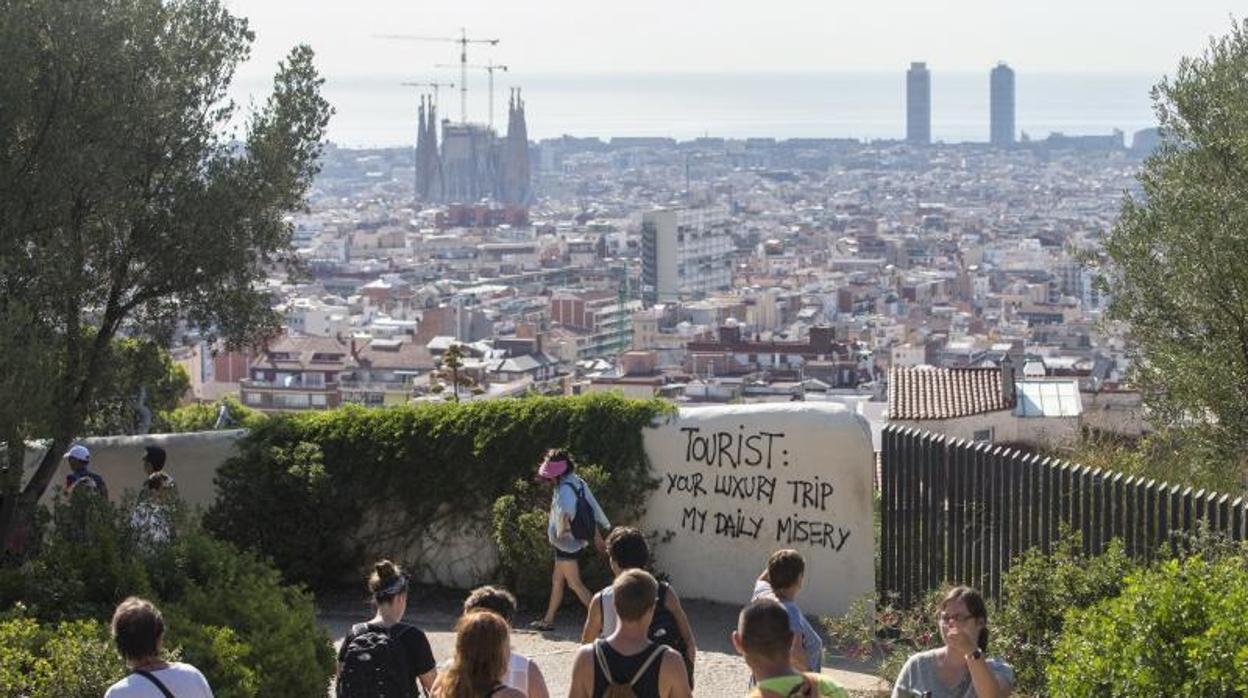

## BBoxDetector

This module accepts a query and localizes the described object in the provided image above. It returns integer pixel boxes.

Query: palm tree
[438,343,470,402]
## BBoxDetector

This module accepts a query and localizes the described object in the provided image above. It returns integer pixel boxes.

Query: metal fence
[879,425,1248,607]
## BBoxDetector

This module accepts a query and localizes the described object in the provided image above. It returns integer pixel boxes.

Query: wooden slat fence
[879,425,1248,607]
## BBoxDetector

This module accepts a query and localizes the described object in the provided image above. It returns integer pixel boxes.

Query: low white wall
[22,403,879,612]
[639,403,876,617]
[23,430,246,508]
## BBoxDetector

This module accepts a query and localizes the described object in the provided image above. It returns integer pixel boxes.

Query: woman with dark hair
[104,597,213,697]
[337,560,438,697]
[529,449,610,632]
[891,587,1014,698]
[434,611,524,698]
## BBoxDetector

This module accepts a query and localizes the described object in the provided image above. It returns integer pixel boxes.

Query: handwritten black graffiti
[713,474,777,505]
[680,425,788,469]
[775,515,852,551]
[681,506,708,534]
[714,509,765,539]
[666,472,708,498]
[785,478,835,511]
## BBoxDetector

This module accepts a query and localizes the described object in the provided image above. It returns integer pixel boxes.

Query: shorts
[554,547,583,562]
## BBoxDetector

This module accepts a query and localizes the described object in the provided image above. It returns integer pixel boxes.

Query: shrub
[206,394,669,589]
[156,396,265,433]
[822,588,945,685]
[0,615,125,698]
[992,533,1133,694]
[0,492,335,698]
[1047,553,1248,696]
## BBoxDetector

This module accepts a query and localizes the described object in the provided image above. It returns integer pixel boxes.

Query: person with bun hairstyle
[891,586,1014,698]
[434,611,525,698]
[336,560,438,697]
[529,449,610,632]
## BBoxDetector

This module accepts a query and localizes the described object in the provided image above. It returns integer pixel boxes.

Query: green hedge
[0,615,125,698]
[1048,552,1248,696]
[0,492,335,697]
[205,394,670,589]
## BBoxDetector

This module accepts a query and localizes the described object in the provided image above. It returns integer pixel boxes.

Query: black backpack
[336,622,412,698]
[563,479,597,542]
[647,582,688,656]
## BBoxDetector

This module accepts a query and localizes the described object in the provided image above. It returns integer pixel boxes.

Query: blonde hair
[439,611,510,698]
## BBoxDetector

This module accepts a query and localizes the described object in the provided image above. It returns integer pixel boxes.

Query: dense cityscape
[184,62,1160,454]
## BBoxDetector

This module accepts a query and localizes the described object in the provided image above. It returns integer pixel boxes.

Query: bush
[992,533,1134,695]
[156,396,265,433]
[822,589,945,685]
[1047,553,1248,696]
[206,394,669,589]
[0,615,126,698]
[0,492,335,698]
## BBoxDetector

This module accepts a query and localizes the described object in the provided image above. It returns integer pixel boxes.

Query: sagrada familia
[414,88,531,205]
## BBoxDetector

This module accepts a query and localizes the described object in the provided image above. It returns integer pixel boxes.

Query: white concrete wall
[639,403,876,617]
[23,430,246,507]
[23,404,879,609]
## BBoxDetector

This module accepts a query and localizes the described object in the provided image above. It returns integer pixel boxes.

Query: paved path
[320,590,889,697]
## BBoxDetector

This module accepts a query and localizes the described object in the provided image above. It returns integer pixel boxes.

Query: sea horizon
[233,70,1163,148]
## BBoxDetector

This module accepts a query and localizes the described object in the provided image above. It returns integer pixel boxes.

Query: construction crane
[374,28,500,124]
[436,62,508,130]
[398,81,455,112]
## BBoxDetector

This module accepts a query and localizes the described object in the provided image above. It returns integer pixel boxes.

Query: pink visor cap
[537,458,568,479]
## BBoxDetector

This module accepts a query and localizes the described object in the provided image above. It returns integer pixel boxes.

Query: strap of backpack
[628,644,667,687]
[593,640,618,684]
[132,669,177,698]
[656,581,669,606]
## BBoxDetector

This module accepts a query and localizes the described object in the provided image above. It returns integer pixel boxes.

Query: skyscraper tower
[906,62,931,145]
[990,62,1016,147]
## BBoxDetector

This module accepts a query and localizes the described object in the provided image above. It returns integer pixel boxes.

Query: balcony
[241,378,336,392]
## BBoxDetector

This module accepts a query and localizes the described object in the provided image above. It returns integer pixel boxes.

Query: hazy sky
[225,0,1238,80]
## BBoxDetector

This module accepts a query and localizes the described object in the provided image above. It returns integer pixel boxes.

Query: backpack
[563,479,597,542]
[748,673,826,698]
[646,582,687,656]
[336,622,412,698]
[593,640,666,698]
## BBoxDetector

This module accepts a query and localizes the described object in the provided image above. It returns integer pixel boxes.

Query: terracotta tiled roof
[889,366,1012,420]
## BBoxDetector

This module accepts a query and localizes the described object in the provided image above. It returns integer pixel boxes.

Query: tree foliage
[1047,552,1248,696]
[0,0,331,549]
[1101,18,1248,490]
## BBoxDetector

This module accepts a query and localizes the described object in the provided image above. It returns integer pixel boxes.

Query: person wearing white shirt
[104,597,213,698]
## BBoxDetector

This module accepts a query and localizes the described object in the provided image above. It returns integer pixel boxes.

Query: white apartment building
[641,206,733,304]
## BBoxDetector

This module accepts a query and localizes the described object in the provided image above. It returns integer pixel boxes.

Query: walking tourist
[582,526,697,686]
[442,585,549,698]
[64,444,109,499]
[529,449,610,632]
[434,610,525,698]
[891,586,1014,698]
[141,446,175,489]
[130,463,177,550]
[337,560,438,697]
[733,598,849,697]
[568,569,692,698]
[750,549,823,673]
[104,597,213,697]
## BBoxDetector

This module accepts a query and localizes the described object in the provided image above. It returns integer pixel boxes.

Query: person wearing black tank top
[569,570,691,698]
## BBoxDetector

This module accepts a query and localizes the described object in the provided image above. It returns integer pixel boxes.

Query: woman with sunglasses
[891,586,1014,698]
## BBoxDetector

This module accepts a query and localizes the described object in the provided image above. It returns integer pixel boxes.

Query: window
[973,428,993,443]
[244,392,262,406]
[303,372,325,388]
[310,394,327,407]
